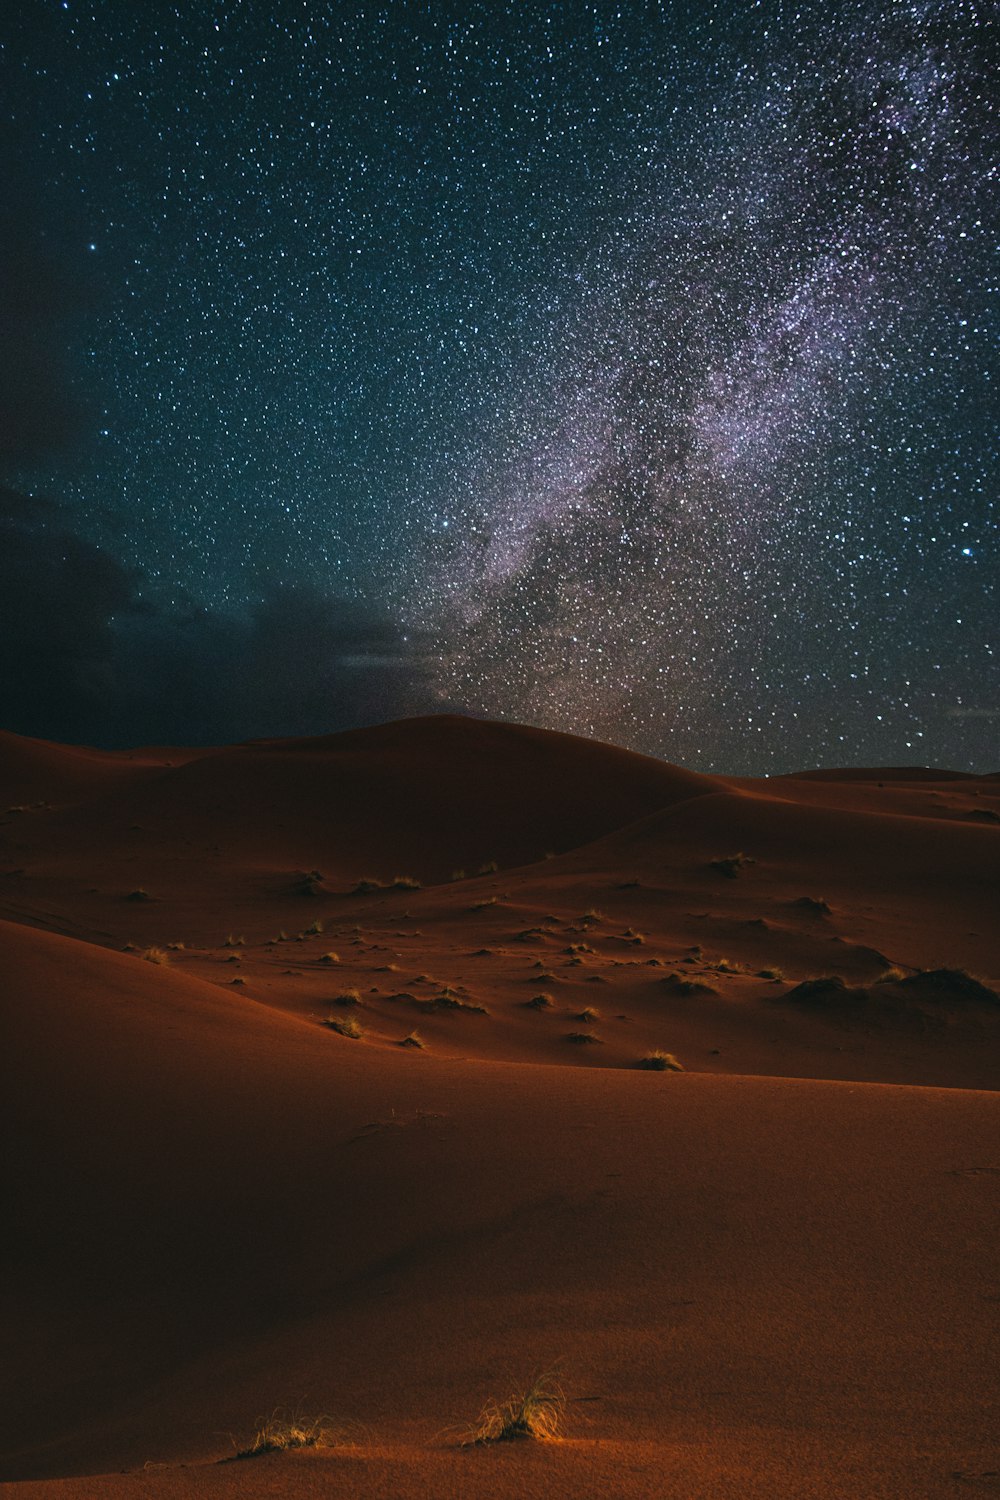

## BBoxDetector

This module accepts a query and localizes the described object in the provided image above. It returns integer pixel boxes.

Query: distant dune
[2,715,999,1497]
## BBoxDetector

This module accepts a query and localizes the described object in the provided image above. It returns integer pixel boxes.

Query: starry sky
[1,0,997,772]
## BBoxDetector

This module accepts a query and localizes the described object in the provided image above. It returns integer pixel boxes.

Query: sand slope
[2,716,999,1496]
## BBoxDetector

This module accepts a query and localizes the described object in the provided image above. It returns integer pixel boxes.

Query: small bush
[390,875,422,890]
[233,1410,336,1460]
[139,946,169,964]
[305,919,324,936]
[792,896,831,915]
[477,860,499,874]
[352,878,383,894]
[323,1015,363,1038]
[399,1030,425,1048]
[225,933,245,947]
[525,993,553,1010]
[462,1372,564,1446]
[574,1008,599,1022]
[318,952,341,964]
[638,1051,684,1071]
[566,1031,600,1044]
[709,852,754,878]
[332,989,361,1007]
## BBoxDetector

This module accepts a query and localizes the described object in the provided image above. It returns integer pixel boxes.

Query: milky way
[3,0,997,770]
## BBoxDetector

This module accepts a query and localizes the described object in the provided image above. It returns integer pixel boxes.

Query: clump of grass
[462,1372,564,1446]
[471,896,498,911]
[166,941,186,951]
[525,993,553,1010]
[564,943,595,954]
[352,878,383,894]
[317,951,341,964]
[637,1051,684,1071]
[233,1410,336,1460]
[419,991,488,1015]
[126,888,152,902]
[660,973,716,995]
[225,933,245,947]
[709,852,755,878]
[305,919,324,936]
[390,874,422,890]
[450,868,468,882]
[622,928,645,944]
[332,989,361,1007]
[875,966,907,983]
[791,896,831,915]
[399,1030,425,1048]
[139,946,170,964]
[758,967,784,981]
[323,1015,363,1039]
[566,1030,600,1044]
[574,1007,600,1022]
[581,908,605,924]
[477,860,499,874]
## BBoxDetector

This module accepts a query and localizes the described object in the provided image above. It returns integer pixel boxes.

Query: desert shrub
[332,989,361,1007]
[791,896,831,915]
[524,993,553,1010]
[390,875,422,890]
[225,933,245,947]
[462,1372,564,1446]
[709,852,754,878]
[233,1410,336,1459]
[323,1015,363,1038]
[637,1051,684,1071]
[399,1031,425,1048]
[566,1031,600,1044]
[139,946,169,964]
[317,952,341,964]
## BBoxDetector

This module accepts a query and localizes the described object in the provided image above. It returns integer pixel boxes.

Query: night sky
[2,0,997,773]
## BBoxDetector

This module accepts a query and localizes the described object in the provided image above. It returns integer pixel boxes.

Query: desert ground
[2,714,998,1498]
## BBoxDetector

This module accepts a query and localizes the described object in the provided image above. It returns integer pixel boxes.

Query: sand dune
[2,715,998,1496]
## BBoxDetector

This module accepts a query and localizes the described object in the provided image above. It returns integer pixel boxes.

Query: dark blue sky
[2,0,997,770]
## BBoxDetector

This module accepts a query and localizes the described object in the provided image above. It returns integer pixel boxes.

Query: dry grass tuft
[566,1030,600,1044]
[225,933,245,947]
[709,852,755,878]
[323,1015,363,1039]
[232,1409,336,1460]
[332,989,361,1007]
[462,1372,565,1446]
[317,952,341,964]
[875,966,907,983]
[638,1051,684,1071]
[139,946,170,965]
[399,1030,425,1048]
[524,993,553,1010]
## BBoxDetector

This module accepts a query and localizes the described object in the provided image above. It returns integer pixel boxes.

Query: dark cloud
[0,489,444,747]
